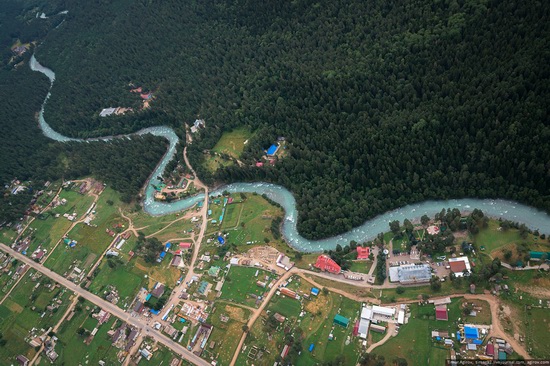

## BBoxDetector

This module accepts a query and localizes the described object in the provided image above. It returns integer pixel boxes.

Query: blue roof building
[309,343,314,352]
[311,287,320,296]
[266,144,279,156]
[165,242,171,250]
[464,326,479,339]
[217,236,225,245]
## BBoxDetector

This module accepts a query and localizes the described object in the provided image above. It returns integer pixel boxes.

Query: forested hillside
[0,1,168,224]
[1,0,549,239]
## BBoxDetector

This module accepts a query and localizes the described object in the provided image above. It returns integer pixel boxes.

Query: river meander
[30,55,550,251]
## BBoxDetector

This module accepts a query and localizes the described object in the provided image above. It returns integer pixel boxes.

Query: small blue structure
[309,343,314,352]
[150,309,160,315]
[208,209,212,216]
[436,336,441,341]
[217,236,225,245]
[165,242,171,250]
[311,287,320,296]
[145,293,152,301]
[158,251,166,261]
[456,332,461,341]
[464,326,479,339]
[266,144,278,156]
[180,318,186,323]
[473,339,483,345]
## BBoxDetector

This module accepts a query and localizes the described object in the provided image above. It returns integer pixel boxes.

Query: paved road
[0,243,210,366]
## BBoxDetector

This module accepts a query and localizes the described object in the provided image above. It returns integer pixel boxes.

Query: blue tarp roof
[165,242,171,249]
[309,344,314,352]
[311,287,320,295]
[150,309,160,315]
[267,144,278,155]
[159,251,166,258]
[145,293,152,301]
[218,236,225,245]
[456,332,461,341]
[473,339,483,345]
[464,327,479,339]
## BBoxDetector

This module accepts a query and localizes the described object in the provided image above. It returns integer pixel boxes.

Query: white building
[372,305,396,318]
[448,256,471,277]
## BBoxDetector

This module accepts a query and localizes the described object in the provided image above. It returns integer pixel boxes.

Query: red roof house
[314,255,341,274]
[435,305,448,321]
[486,343,495,356]
[356,247,370,260]
[179,242,192,249]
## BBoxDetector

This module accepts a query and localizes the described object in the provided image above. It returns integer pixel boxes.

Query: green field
[51,189,96,219]
[474,220,544,254]
[142,342,179,365]
[88,258,146,308]
[0,227,17,243]
[50,301,119,365]
[0,271,73,364]
[269,296,302,318]
[297,293,360,366]
[219,266,273,307]
[218,194,282,245]
[380,280,467,304]
[374,304,452,366]
[44,188,127,276]
[212,128,252,159]
[221,202,243,229]
[523,307,550,358]
[349,260,373,274]
[89,239,182,309]
[236,288,361,366]
[23,214,74,254]
[206,303,250,365]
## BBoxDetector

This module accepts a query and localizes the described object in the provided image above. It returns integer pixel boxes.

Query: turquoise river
[30,55,550,252]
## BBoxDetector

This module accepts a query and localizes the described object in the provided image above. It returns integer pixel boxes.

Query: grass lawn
[207,303,250,365]
[142,343,178,365]
[44,188,127,276]
[236,287,360,366]
[51,189,95,219]
[89,239,182,309]
[53,303,120,365]
[296,292,361,365]
[219,266,274,307]
[221,202,243,229]
[0,227,17,243]
[268,296,302,318]
[380,281,467,304]
[374,304,453,366]
[23,214,74,254]
[212,128,252,159]
[349,260,373,274]
[524,307,550,358]
[474,220,545,254]
[88,258,146,309]
[128,209,191,238]
[217,194,283,246]
[0,271,74,363]
[302,274,375,298]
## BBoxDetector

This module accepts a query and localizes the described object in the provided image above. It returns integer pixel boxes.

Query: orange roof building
[314,255,341,274]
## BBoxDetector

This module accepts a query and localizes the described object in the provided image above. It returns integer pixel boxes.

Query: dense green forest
[0,1,168,224]
[1,0,549,239]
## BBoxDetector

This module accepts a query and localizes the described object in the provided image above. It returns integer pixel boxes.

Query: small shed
[311,287,320,296]
[308,343,314,352]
